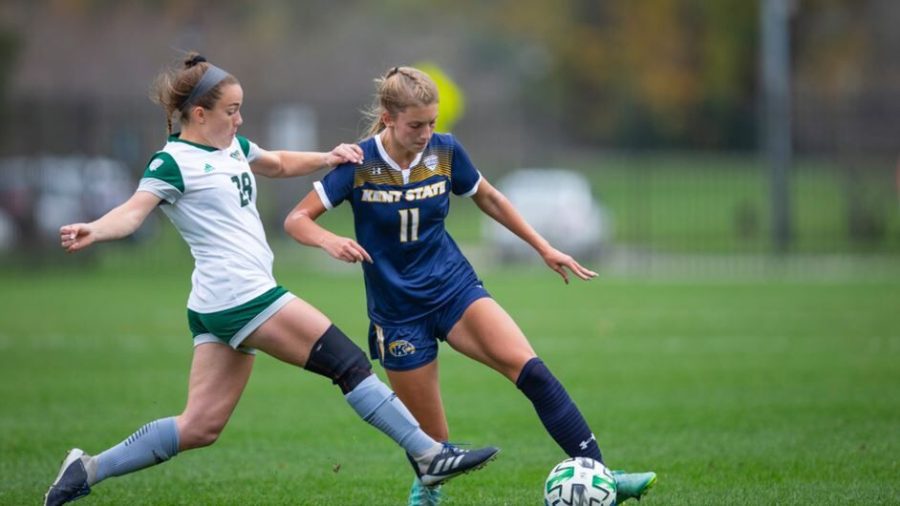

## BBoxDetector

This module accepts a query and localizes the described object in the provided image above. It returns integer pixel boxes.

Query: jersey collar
[375,133,424,173]
[168,133,230,152]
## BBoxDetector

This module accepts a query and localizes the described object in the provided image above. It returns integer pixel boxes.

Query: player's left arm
[471,178,597,284]
[250,143,363,178]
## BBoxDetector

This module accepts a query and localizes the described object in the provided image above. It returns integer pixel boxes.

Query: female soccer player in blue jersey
[283,66,656,505]
[43,56,498,506]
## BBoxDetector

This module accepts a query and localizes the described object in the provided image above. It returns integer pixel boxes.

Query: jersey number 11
[398,208,420,242]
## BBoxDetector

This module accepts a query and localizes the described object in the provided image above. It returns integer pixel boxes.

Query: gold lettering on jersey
[404,181,447,202]
[361,189,404,203]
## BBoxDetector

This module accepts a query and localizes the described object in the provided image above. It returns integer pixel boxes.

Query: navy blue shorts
[368,283,491,371]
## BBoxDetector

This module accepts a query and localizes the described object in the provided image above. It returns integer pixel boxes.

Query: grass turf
[1,267,898,504]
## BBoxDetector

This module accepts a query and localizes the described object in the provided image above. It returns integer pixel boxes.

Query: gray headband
[184,65,229,108]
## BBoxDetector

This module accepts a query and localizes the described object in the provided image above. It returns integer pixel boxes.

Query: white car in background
[483,168,611,262]
[0,155,141,248]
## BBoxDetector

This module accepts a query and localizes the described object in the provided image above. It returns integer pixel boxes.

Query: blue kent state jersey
[314,133,482,325]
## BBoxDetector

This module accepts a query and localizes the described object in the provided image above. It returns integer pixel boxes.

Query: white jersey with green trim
[137,134,276,313]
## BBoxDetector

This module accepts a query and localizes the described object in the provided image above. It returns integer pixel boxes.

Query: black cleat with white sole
[409,443,500,487]
[44,448,91,506]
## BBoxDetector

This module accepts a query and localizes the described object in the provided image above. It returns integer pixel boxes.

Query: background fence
[0,0,898,278]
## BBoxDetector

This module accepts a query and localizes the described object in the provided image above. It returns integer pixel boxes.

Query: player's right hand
[324,143,364,167]
[322,235,373,264]
[60,223,94,253]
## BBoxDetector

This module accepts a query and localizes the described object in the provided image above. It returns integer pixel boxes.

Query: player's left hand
[324,143,364,167]
[540,247,597,284]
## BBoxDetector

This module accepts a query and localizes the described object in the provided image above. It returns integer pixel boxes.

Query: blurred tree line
[0,0,896,263]
[0,27,19,118]
[0,0,894,153]
[452,0,891,152]
[460,0,759,149]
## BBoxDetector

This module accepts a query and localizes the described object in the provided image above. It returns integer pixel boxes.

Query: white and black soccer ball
[544,457,617,506]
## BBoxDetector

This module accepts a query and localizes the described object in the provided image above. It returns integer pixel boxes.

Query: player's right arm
[60,191,161,253]
[250,143,363,179]
[283,190,371,264]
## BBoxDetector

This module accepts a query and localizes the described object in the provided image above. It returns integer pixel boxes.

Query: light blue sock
[91,417,179,484]
[345,375,437,459]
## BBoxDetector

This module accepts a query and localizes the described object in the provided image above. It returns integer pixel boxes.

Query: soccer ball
[544,457,617,506]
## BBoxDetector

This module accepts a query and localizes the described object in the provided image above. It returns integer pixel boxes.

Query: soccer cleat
[44,448,92,506]
[407,477,443,506]
[612,470,657,502]
[408,443,500,487]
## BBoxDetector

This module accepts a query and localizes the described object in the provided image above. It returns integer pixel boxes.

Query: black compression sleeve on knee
[304,324,373,394]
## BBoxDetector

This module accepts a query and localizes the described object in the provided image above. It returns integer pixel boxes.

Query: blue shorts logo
[388,340,416,357]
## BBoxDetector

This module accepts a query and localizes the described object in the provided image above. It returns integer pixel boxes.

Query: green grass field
[2,264,899,505]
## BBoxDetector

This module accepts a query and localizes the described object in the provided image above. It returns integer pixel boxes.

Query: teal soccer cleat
[612,470,657,502]
[408,477,443,506]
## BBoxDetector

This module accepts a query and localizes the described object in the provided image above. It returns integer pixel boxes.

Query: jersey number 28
[230,173,253,207]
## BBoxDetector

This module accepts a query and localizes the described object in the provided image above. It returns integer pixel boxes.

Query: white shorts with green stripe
[187,286,295,355]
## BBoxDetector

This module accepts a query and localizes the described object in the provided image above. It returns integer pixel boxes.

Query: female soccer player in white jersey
[43,55,499,506]
[283,66,657,505]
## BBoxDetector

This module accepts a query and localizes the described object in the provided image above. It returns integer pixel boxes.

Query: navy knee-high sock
[516,357,603,463]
